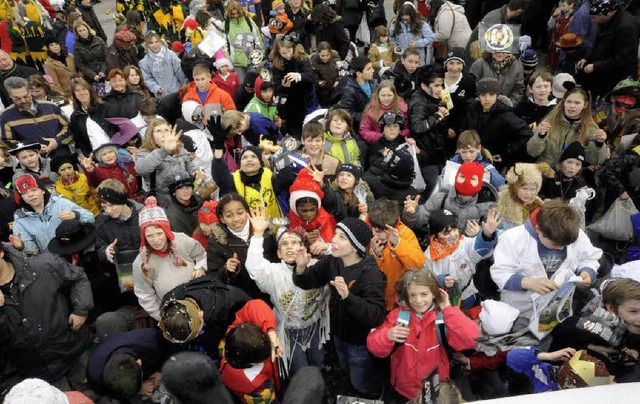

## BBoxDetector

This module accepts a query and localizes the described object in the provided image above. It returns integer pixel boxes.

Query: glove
[265,125,279,144]
[207,114,229,150]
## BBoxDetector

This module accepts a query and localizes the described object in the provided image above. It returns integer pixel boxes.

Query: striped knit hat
[336,218,372,256]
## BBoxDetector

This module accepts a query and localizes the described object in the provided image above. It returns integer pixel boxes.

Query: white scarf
[229,220,251,242]
[148,46,167,77]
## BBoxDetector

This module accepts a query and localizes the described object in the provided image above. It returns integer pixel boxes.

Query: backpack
[224,15,254,55]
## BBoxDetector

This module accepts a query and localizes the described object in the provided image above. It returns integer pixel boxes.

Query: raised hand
[207,113,229,150]
[387,325,410,343]
[385,225,400,247]
[293,246,311,273]
[404,195,420,214]
[249,205,269,237]
[9,232,23,250]
[464,219,480,237]
[163,125,182,153]
[308,164,327,185]
[437,288,451,310]
[78,153,95,172]
[226,253,241,273]
[482,208,502,237]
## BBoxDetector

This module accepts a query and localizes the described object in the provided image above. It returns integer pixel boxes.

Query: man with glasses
[0,76,71,157]
[0,50,41,108]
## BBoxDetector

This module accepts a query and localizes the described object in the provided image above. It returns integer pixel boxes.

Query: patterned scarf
[429,235,463,261]
[148,45,167,77]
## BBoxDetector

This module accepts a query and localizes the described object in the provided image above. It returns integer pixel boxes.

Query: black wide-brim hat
[48,220,96,255]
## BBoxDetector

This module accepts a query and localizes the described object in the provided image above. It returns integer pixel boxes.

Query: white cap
[552,73,576,99]
[479,300,519,335]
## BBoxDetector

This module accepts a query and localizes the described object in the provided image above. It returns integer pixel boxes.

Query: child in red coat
[367,268,479,401]
[79,143,138,198]
[287,169,337,256]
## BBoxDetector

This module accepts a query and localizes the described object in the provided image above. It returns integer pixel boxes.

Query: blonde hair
[362,80,405,118]
[543,87,597,148]
[221,110,246,133]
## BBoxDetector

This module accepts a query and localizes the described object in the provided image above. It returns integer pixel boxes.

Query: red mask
[613,95,636,114]
[455,162,484,196]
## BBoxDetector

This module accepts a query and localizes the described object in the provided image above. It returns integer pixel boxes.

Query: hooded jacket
[55,172,100,216]
[293,253,387,344]
[287,177,337,244]
[367,304,479,399]
[43,53,76,97]
[224,16,263,68]
[0,246,93,382]
[182,80,237,112]
[433,1,472,48]
[359,98,410,143]
[324,131,361,166]
[381,60,418,101]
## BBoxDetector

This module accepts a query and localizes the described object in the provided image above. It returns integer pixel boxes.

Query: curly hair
[269,35,308,71]
[311,3,337,28]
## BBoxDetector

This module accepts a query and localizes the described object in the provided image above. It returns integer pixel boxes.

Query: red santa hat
[289,169,324,215]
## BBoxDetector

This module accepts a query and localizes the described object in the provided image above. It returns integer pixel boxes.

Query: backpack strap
[435,311,452,354]
[440,191,448,210]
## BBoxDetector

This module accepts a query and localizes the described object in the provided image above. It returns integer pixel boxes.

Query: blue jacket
[13,194,95,254]
[244,112,279,146]
[449,153,506,189]
[0,101,71,148]
[507,347,557,393]
[390,21,434,66]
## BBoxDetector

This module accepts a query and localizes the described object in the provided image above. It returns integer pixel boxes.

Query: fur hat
[430,209,458,236]
[505,162,555,194]
[214,57,233,70]
[477,78,501,95]
[560,142,586,163]
[336,217,372,255]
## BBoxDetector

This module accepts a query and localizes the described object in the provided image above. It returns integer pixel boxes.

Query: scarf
[148,45,167,77]
[228,220,251,242]
[488,53,516,75]
[239,167,264,190]
[140,236,187,275]
[50,51,67,66]
[429,234,463,261]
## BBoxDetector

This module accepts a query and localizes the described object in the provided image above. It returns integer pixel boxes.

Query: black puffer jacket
[105,43,139,72]
[70,103,119,156]
[338,76,379,126]
[206,223,278,303]
[409,88,450,166]
[0,247,93,382]
[460,97,533,169]
[293,254,386,345]
[272,57,315,129]
[286,5,313,51]
[95,201,143,264]
[73,35,108,83]
[363,157,420,203]
[162,274,250,355]
[166,194,201,236]
[381,61,418,102]
[78,3,107,41]
[447,73,476,132]
[103,87,144,119]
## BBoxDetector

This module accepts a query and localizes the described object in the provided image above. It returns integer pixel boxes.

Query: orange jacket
[182,80,237,112]
[372,222,426,311]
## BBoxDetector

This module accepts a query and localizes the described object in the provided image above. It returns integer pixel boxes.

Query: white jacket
[425,234,496,301]
[133,232,207,320]
[490,224,601,316]
[433,2,472,48]
[245,236,330,371]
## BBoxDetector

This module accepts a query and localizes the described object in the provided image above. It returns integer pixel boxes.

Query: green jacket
[225,16,263,68]
[324,131,361,166]
[244,95,278,121]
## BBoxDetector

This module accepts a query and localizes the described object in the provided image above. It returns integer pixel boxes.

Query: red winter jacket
[212,71,241,99]
[367,305,479,399]
[84,161,138,198]
[287,207,336,244]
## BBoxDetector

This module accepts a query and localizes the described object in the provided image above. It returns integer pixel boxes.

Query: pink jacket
[367,305,479,399]
[358,99,410,143]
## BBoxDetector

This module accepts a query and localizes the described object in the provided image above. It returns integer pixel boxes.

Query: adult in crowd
[222,0,263,84]
[73,20,108,86]
[577,0,639,98]
[431,0,472,58]
[0,77,71,157]
[0,50,41,108]
[0,242,93,390]
[312,4,350,60]
[77,0,108,42]
[69,79,120,156]
[105,28,140,73]
[336,0,364,42]
[139,32,188,98]
[390,3,434,67]
[43,38,76,98]
[286,0,312,51]
[470,49,525,106]
[103,68,144,119]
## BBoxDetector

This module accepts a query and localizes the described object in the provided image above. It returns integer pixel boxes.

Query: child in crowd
[165,171,201,236]
[246,206,330,374]
[360,80,410,144]
[550,278,640,382]
[268,0,293,36]
[403,162,492,236]
[311,163,373,222]
[515,69,558,126]
[495,162,555,230]
[368,25,396,72]
[10,142,56,183]
[244,75,279,122]
[206,192,278,301]
[541,142,588,202]
[310,41,340,107]
[287,169,336,256]
[219,299,281,403]
[234,70,259,112]
[382,47,422,101]
[364,144,420,203]
[52,155,100,216]
[299,121,340,178]
[192,200,218,249]
[547,0,578,70]
[490,199,602,331]
[212,58,241,99]
[124,65,151,97]
[409,64,451,194]
[80,142,138,199]
[323,108,361,166]
[425,208,501,308]
[219,109,279,149]
[339,56,377,126]
[369,198,425,311]
[182,63,237,112]
[367,269,479,402]
[367,111,409,168]
[445,130,505,190]
[293,218,387,397]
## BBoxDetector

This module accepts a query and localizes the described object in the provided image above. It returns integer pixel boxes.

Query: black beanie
[337,163,362,182]
[430,209,458,235]
[50,155,77,174]
[240,146,264,166]
[336,217,372,255]
[560,141,586,163]
[162,352,233,404]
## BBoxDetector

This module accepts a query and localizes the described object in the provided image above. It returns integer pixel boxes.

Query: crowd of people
[1,0,640,403]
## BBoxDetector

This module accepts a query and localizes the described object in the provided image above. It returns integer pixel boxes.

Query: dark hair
[536,199,580,246]
[508,0,529,11]
[103,353,143,397]
[312,4,337,28]
[350,56,371,74]
[417,64,444,87]
[394,3,423,34]
[161,301,194,342]
[369,199,400,229]
[395,269,442,308]
[295,196,319,209]
[402,47,421,59]
[139,97,158,116]
[216,192,251,219]
[302,121,325,139]
[195,9,212,28]
[225,323,271,369]
[325,108,354,135]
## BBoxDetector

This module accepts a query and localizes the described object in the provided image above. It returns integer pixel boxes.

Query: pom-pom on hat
[430,209,458,236]
[336,217,372,256]
[479,300,519,335]
[289,168,324,214]
[139,196,174,247]
[336,163,362,182]
[198,200,219,224]
[171,41,185,53]
[477,78,501,95]
[560,142,586,163]
[454,162,484,196]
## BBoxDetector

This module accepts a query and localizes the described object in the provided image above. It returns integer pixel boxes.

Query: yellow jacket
[232,168,282,219]
[55,173,100,217]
